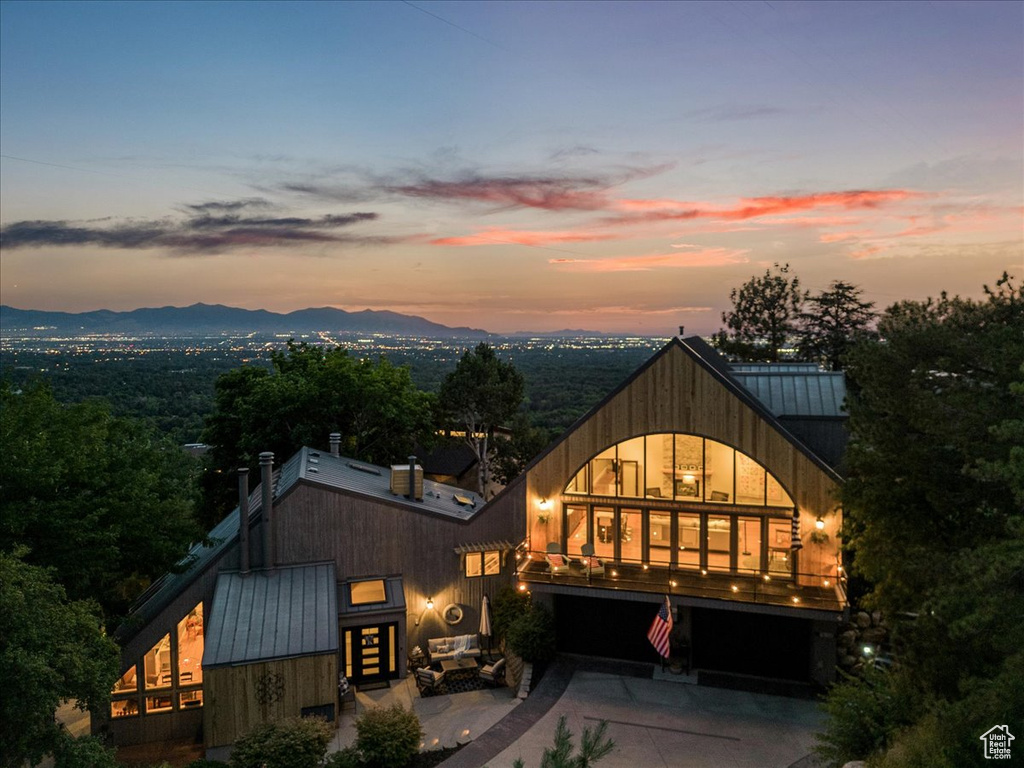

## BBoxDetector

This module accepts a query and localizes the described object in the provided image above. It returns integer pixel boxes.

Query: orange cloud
[548,247,749,272]
[603,189,922,227]
[429,227,619,247]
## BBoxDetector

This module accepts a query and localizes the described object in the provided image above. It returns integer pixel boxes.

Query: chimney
[329,432,341,456]
[389,457,423,501]
[260,452,275,569]
[238,468,250,575]
[678,325,685,337]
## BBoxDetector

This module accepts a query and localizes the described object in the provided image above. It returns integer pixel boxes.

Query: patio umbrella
[479,595,493,658]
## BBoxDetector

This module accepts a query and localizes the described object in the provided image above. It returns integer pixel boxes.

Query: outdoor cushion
[548,554,566,567]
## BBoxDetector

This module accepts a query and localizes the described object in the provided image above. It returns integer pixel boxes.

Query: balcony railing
[514,545,847,613]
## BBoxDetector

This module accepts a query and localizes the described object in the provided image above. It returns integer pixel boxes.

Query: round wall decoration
[442,603,463,625]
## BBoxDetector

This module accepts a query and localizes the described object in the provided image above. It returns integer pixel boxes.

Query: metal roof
[730,363,822,373]
[291,448,484,520]
[452,540,517,554]
[730,371,847,417]
[338,575,406,617]
[203,562,338,668]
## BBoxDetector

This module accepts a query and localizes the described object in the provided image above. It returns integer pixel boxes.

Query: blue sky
[1,0,1021,333]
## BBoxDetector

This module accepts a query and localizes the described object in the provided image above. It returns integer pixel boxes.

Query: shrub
[53,734,119,768]
[492,584,531,642]
[505,603,556,663]
[323,746,364,768]
[230,716,333,768]
[186,760,230,768]
[355,704,423,768]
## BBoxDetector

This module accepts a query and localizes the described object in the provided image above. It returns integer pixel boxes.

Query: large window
[177,604,204,686]
[564,433,792,507]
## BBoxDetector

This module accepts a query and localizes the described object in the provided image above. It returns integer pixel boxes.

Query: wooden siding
[518,344,841,586]
[204,654,337,748]
[273,481,523,658]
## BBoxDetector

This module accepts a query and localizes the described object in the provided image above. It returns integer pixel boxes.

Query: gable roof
[203,562,338,668]
[507,336,843,487]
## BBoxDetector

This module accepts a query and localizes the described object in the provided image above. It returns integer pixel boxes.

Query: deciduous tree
[200,341,435,524]
[0,383,200,624]
[713,263,804,362]
[0,550,120,768]
[438,343,525,496]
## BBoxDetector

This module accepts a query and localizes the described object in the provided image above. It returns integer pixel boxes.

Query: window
[177,603,204,687]
[179,690,203,709]
[145,694,173,714]
[350,580,387,605]
[564,433,790,508]
[143,634,171,690]
[112,665,137,695]
[465,551,501,577]
[110,699,138,718]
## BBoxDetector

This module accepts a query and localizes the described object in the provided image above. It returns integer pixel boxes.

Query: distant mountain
[0,303,491,338]
[508,328,611,337]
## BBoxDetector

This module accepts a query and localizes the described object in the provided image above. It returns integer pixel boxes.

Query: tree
[797,280,877,370]
[510,715,615,768]
[200,341,435,524]
[817,274,1024,766]
[0,550,120,768]
[713,263,804,362]
[0,383,200,625]
[492,413,554,485]
[438,343,525,496]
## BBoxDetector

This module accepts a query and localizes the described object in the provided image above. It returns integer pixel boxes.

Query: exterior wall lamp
[426,597,434,610]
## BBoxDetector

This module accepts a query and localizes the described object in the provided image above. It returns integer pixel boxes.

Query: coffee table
[440,658,478,679]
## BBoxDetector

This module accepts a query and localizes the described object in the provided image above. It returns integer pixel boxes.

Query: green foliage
[814,664,919,767]
[506,603,556,664]
[354,704,423,768]
[0,551,120,768]
[52,733,120,768]
[509,715,615,768]
[229,716,333,768]
[200,341,435,524]
[185,760,230,768]
[491,585,531,643]
[713,263,804,362]
[493,413,555,486]
[438,343,525,495]
[798,279,877,370]
[0,382,200,624]
[323,746,365,768]
[821,274,1024,766]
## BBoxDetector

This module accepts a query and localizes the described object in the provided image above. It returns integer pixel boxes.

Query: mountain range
[0,303,614,338]
[0,303,493,338]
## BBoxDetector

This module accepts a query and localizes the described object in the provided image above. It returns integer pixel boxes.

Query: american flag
[647,596,673,658]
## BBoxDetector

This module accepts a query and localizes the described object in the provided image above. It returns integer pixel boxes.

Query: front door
[343,623,398,685]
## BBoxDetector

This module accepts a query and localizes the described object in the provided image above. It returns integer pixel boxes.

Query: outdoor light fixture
[792,597,800,604]
[815,517,826,531]
[642,564,649,571]
[670,580,677,587]
[538,498,550,510]
[862,644,874,657]
[763,574,771,582]
[518,583,527,592]
[731,585,738,593]
[426,597,434,610]
[700,569,708,576]
[824,579,831,587]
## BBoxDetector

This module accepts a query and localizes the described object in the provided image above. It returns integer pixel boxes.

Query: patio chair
[414,667,446,696]
[479,657,506,686]
[545,542,570,574]
[580,542,605,576]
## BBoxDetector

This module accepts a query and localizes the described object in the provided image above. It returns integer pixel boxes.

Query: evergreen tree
[798,280,877,370]
[438,343,525,496]
[713,263,804,362]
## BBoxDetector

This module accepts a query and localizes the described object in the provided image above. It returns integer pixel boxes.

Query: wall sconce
[425,597,434,610]
[538,498,550,510]
[815,517,826,531]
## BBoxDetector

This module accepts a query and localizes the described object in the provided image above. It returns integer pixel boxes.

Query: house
[98,436,521,749]
[488,336,848,687]
[99,336,847,750]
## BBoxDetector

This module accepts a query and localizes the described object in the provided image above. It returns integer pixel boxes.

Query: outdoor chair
[580,542,605,576]
[479,657,506,686]
[545,542,570,574]
[414,667,446,696]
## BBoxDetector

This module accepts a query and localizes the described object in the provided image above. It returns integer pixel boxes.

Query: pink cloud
[429,227,620,247]
[548,247,749,272]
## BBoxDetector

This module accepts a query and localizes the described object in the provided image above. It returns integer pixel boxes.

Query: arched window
[564,433,793,507]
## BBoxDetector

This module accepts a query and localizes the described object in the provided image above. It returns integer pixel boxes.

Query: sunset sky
[1,0,1021,334]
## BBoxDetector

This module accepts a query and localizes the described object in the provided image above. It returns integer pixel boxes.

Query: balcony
[515,547,847,614]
